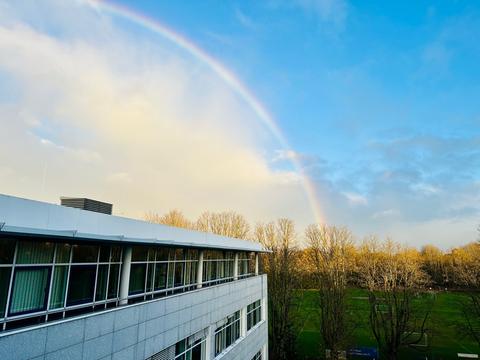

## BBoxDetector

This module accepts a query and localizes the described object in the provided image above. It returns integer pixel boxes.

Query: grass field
[293,289,480,360]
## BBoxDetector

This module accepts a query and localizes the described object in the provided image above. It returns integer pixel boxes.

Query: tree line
[146,210,480,360]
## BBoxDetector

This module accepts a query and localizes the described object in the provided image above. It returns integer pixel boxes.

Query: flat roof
[0,194,265,252]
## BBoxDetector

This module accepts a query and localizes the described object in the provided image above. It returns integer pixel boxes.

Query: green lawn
[292,289,480,360]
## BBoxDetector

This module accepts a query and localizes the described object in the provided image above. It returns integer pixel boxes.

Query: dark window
[156,248,169,261]
[95,265,108,301]
[174,262,184,287]
[108,264,120,299]
[129,264,146,294]
[67,265,96,306]
[55,243,71,263]
[0,238,16,264]
[132,246,148,262]
[72,245,98,263]
[111,246,122,262]
[154,263,167,290]
[0,268,12,317]
[99,246,110,262]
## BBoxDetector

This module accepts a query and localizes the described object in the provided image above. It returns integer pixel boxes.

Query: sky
[0,0,479,248]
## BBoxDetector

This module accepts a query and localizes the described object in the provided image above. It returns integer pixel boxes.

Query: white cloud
[372,208,399,219]
[342,191,367,206]
[0,0,315,226]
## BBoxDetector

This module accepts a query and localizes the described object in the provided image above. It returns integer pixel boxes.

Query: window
[0,238,122,331]
[146,330,207,360]
[128,246,198,301]
[214,311,241,356]
[238,252,254,278]
[203,250,234,286]
[247,300,262,331]
[9,267,50,315]
[8,241,54,316]
[175,330,206,360]
[251,350,262,360]
[67,265,96,306]
[0,238,15,264]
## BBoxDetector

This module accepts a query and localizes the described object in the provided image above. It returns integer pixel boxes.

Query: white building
[0,194,268,360]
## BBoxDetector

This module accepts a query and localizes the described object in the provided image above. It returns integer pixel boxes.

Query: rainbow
[88,0,325,225]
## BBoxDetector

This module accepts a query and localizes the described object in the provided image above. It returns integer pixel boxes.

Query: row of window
[0,237,258,331]
[247,300,262,331]
[0,239,122,330]
[145,300,263,360]
[214,311,241,356]
[214,299,263,357]
[146,329,207,360]
[128,246,199,301]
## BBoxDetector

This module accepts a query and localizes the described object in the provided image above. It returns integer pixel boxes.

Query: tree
[255,219,298,360]
[306,224,355,359]
[144,209,193,229]
[196,211,250,239]
[358,238,431,360]
[421,245,446,287]
[450,242,480,346]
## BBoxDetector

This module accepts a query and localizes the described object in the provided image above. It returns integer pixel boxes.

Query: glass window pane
[176,339,186,354]
[99,246,110,262]
[174,262,184,287]
[175,249,184,261]
[50,266,68,309]
[108,264,120,299]
[167,263,175,288]
[10,267,50,314]
[132,246,148,262]
[146,264,154,292]
[129,264,146,294]
[95,265,108,301]
[186,249,198,260]
[156,248,169,261]
[154,263,167,290]
[111,246,122,262]
[16,241,54,264]
[0,238,16,264]
[0,267,12,317]
[67,265,96,306]
[148,248,156,261]
[72,245,98,263]
[55,243,71,263]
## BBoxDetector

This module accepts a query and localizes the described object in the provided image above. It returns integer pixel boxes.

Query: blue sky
[0,0,479,247]
[115,0,480,244]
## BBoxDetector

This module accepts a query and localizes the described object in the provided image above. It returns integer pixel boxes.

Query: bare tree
[255,219,298,360]
[145,209,193,229]
[306,224,355,359]
[358,238,431,360]
[450,242,480,346]
[421,244,446,287]
[196,211,250,239]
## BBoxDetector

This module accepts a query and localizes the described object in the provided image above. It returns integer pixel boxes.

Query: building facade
[0,194,268,360]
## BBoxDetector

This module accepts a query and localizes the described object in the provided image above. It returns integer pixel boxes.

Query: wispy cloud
[293,0,348,29]
[235,8,257,31]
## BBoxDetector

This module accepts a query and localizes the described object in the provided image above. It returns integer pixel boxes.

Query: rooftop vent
[60,197,113,215]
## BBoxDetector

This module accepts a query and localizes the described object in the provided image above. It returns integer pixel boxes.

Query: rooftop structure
[60,197,113,215]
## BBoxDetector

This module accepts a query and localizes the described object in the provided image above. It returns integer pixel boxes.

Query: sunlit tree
[255,219,298,360]
[196,211,250,239]
[306,224,356,360]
